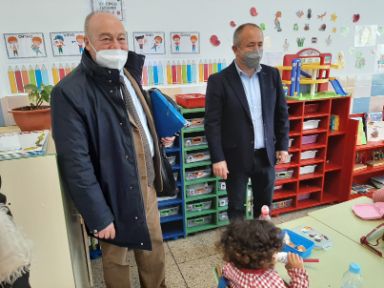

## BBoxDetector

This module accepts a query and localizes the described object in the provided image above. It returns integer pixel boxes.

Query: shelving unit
[180,107,230,235]
[157,136,186,240]
[271,96,354,215]
[344,116,384,199]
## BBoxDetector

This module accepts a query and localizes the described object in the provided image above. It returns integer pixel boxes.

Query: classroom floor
[91,206,328,288]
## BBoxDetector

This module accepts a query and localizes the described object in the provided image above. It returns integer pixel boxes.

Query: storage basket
[218,211,229,222]
[185,168,211,181]
[300,150,318,160]
[159,206,180,217]
[186,183,214,197]
[184,135,207,147]
[303,119,321,130]
[275,169,294,180]
[185,151,210,163]
[187,118,204,128]
[187,214,213,227]
[218,197,228,207]
[304,103,320,114]
[282,229,315,258]
[186,200,212,212]
[299,165,317,175]
[176,93,205,108]
[272,198,293,210]
[301,134,318,145]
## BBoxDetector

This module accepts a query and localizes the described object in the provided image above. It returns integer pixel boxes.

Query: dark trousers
[226,148,275,220]
[2,272,31,288]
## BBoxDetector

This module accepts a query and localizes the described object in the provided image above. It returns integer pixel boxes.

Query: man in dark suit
[205,23,289,220]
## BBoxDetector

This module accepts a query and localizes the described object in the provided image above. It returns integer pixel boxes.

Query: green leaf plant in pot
[10,84,53,131]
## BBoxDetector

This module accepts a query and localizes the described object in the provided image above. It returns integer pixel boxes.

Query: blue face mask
[243,49,263,69]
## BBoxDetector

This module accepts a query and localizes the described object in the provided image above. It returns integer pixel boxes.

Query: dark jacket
[204,62,289,173]
[51,50,155,249]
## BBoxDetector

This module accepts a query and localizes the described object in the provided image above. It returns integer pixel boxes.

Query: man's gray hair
[233,23,261,47]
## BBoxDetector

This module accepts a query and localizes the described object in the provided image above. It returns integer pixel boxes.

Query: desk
[277,217,382,288]
[308,196,382,244]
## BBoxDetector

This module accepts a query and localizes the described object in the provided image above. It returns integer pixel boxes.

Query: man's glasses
[360,223,384,257]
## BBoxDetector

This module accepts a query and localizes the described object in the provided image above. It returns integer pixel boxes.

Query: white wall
[0,0,383,100]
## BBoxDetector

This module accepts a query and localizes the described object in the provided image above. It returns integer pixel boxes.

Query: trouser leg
[225,172,249,221]
[134,186,166,288]
[250,150,275,218]
[99,240,131,288]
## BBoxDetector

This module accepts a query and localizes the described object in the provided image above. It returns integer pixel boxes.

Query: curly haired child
[217,219,309,288]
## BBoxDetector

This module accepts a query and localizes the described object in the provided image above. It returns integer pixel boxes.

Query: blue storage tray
[282,229,314,258]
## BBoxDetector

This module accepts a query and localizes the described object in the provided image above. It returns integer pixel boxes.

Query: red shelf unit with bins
[272,96,354,215]
[344,114,384,199]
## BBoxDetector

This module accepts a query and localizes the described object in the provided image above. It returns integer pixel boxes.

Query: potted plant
[10,84,53,131]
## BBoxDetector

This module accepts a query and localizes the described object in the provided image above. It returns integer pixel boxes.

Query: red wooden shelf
[289,116,302,120]
[298,185,322,194]
[299,172,323,181]
[328,131,346,137]
[325,163,342,172]
[275,177,298,186]
[289,132,301,136]
[297,198,321,209]
[301,143,327,150]
[303,112,330,118]
[273,190,296,200]
[302,128,328,135]
[275,162,299,169]
[353,165,384,176]
[300,158,325,166]
[355,141,384,152]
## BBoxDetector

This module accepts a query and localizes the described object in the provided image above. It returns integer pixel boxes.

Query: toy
[277,48,347,98]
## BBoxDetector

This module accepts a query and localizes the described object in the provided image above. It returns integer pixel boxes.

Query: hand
[161,137,176,148]
[95,223,116,240]
[276,150,289,164]
[212,161,229,180]
[285,252,304,270]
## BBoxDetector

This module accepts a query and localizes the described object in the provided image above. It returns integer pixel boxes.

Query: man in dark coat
[205,23,289,220]
[51,12,171,288]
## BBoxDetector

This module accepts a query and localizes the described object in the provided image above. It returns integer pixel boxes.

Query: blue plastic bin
[282,229,315,258]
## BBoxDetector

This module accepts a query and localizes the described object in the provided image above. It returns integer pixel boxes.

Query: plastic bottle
[340,263,363,288]
[258,205,271,221]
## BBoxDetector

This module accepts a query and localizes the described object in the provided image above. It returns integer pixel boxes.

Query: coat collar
[80,49,145,87]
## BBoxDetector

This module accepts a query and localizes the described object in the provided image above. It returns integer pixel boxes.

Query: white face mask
[89,42,128,70]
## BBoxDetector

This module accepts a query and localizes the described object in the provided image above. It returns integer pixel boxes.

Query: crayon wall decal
[41,65,50,85]
[142,64,148,86]
[8,66,17,94]
[58,64,66,80]
[52,64,60,85]
[14,66,24,93]
[64,64,71,76]
[28,65,37,86]
[35,65,43,89]
[21,66,29,87]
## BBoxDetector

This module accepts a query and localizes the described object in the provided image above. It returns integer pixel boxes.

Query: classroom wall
[0,0,383,126]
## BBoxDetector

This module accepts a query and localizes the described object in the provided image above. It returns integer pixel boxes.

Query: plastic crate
[300,150,318,160]
[303,119,321,130]
[187,214,213,228]
[186,200,212,212]
[218,197,228,207]
[304,103,320,114]
[185,168,212,181]
[176,93,205,108]
[282,229,315,258]
[275,169,294,180]
[184,135,207,147]
[301,134,318,145]
[272,198,293,210]
[185,151,210,163]
[288,138,294,148]
[159,206,180,217]
[186,183,214,197]
[187,118,204,128]
[299,165,317,175]
[218,181,226,191]
[218,211,229,222]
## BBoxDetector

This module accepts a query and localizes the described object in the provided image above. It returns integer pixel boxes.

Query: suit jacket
[204,61,289,173]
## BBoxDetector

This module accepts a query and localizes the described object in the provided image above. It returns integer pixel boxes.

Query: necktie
[120,76,155,185]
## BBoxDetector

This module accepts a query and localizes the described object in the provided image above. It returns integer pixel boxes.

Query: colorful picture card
[133,32,165,55]
[4,33,47,59]
[170,32,200,54]
[91,0,124,20]
[50,32,85,56]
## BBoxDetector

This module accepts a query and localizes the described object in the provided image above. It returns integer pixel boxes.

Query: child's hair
[217,219,283,270]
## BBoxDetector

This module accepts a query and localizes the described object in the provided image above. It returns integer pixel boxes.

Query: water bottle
[258,205,271,221]
[340,263,363,288]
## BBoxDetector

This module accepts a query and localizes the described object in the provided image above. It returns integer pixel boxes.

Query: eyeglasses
[360,223,384,257]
